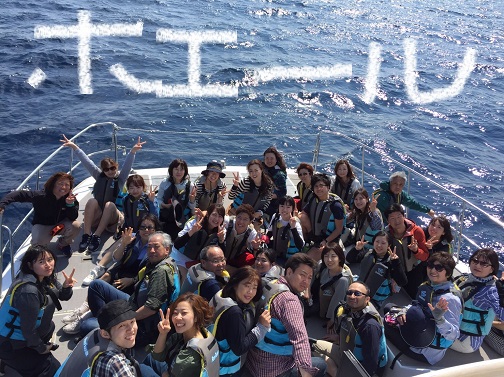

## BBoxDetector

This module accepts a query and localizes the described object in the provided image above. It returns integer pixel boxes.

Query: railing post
[361,146,365,186]
[112,126,119,163]
[456,202,466,263]
[312,133,321,172]
[0,212,3,294]
[405,170,411,219]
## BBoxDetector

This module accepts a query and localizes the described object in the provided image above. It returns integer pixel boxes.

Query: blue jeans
[81,280,130,337]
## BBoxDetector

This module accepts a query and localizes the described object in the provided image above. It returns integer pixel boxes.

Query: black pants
[384,325,429,364]
[0,341,60,377]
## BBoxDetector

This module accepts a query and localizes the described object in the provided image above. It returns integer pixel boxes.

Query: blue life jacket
[269,213,301,258]
[0,280,44,341]
[307,194,346,242]
[255,279,293,355]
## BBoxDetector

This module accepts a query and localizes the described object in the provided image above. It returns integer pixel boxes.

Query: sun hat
[399,302,436,348]
[97,299,136,330]
[201,161,226,178]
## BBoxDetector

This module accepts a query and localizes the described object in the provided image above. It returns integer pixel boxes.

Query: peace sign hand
[60,134,78,150]
[232,172,240,187]
[189,186,197,203]
[218,188,228,203]
[251,234,262,251]
[425,236,439,250]
[289,216,297,229]
[158,308,172,335]
[408,237,418,252]
[65,191,77,205]
[370,193,380,212]
[217,224,226,243]
[131,136,146,153]
[389,246,398,260]
[62,268,76,288]
[355,235,368,251]
[148,185,158,202]
[189,216,203,236]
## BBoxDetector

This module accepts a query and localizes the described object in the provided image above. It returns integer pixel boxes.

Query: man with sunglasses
[314,281,387,377]
[60,135,145,253]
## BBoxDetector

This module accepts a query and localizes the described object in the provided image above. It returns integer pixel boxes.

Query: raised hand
[189,186,197,203]
[289,216,297,229]
[355,235,368,251]
[217,224,226,243]
[408,237,418,252]
[121,227,134,245]
[157,308,172,335]
[389,246,399,260]
[60,134,78,150]
[148,185,158,202]
[189,216,203,236]
[425,236,439,250]
[250,234,262,251]
[232,172,240,186]
[218,188,227,203]
[370,193,380,212]
[131,136,146,153]
[428,297,449,323]
[62,268,76,288]
[258,309,271,327]
[194,207,205,220]
[65,191,77,205]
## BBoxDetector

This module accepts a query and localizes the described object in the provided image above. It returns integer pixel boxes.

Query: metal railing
[1,123,503,288]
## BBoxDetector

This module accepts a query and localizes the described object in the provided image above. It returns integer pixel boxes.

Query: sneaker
[78,233,91,252]
[62,311,92,335]
[87,234,101,253]
[62,302,89,324]
[60,245,72,258]
[82,265,106,286]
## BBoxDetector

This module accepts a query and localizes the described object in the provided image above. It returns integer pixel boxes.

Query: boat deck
[1,165,502,376]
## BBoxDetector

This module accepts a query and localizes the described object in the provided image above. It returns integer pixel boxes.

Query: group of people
[0,136,502,377]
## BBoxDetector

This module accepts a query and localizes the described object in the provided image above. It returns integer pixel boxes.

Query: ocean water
[0,0,502,260]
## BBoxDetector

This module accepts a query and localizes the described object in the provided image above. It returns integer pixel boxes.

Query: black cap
[97,299,136,330]
[201,161,226,178]
[399,302,436,348]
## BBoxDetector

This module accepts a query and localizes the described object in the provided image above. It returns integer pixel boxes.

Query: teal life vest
[455,274,496,337]
[92,173,120,210]
[416,282,463,349]
[122,193,153,231]
[307,194,346,242]
[255,279,293,355]
[0,280,44,341]
[184,329,220,377]
[208,291,254,375]
[223,219,252,261]
[360,252,392,303]
[269,213,301,259]
[180,264,216,295]
[354,211,382,251]
[336,303,388,369]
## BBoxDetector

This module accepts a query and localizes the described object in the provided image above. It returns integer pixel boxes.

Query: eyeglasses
[205,258,226,264]
[346,290,368,297]
[427,262,446,272]
[139,225,155,231]
[470,259,491,268]
[103,166,117,172]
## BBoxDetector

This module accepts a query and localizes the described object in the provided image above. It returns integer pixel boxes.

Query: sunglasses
[139,225,155,231]
[346,290,368,297]
[103,165,117,172]
[427,262,446,272]
[470,259,491,268]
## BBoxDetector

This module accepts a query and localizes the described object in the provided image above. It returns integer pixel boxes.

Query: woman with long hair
[209,266,271,376]
[0,245,76,376]
[330,159,361,208]
[262,146,287,217]
[147,293,220,377]
[350,188,383,251]
[424,215,453,254]
[157,158,196,240]
[228,159,273,221]
[295,162,314,213]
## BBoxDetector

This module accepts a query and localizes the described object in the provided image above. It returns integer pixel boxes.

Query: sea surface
[0,0,502,261]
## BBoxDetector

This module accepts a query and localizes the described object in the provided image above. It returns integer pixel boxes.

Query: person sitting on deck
[330,159,361,210]
[313,281,388,377]
[300,173,345,262]
[227,159,274,225]
[68,232,180,347]
[55,299,160,377]
[451,248,504,353]
[223,204,259,272]
[262,146,288,218]
[179,245,229,301]
[266,196,304,265]
[373,171,435,222]
[423,215,454,254]
[0,172,79,257]
[81,174,158,287]
[383,252,462,366]
[194,161,227,211]
[346,231,407,309]
[60,134,145,254]
[385,203,428,299]
[254,248,285,281]
[243,253,327,377]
